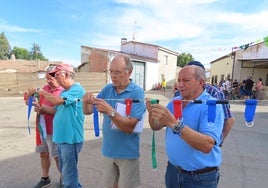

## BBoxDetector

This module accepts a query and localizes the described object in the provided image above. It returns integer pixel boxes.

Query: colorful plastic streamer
[35,93,47,145]
[150,99,159,169]
[27,95,34,134]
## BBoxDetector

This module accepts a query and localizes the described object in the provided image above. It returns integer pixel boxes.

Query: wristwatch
[109,111,116,118]
[172,120,185,135]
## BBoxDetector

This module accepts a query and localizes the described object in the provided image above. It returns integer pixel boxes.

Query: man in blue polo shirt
[187,61,234,146]
[146,65,224,188]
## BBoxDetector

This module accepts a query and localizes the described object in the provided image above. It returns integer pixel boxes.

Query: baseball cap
[187,61,205,70]
[49,63,74,75]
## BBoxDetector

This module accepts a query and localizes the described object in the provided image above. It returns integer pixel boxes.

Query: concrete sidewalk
[0,90,267,188]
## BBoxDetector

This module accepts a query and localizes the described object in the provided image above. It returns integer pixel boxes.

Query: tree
[29,43,48,61]
[177,52,194,67]
[0,32,11,60]
[10,46,30,60]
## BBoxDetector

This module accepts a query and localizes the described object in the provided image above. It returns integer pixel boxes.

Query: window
[164,55,168,65]
[215,75,218,85]
[220,74,224,81]
[211,76,215,84]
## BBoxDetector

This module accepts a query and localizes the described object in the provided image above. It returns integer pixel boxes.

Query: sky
[1,0,268,68]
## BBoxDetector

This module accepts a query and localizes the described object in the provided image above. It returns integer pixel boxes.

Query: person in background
[173,82,180,97]
[174,87,180,97]
[231,79,239,99]
[161,79,167,93]
[83,54,146,188]
[25,65,64,188]
[29,63,85,188]
[146,65,224,187]
[187,61,234,145]
[244,75,255,99]
[222,78,231,98]
[232,79,239,89]
[255,77,263,100]
[173,82,178,94]
[239,80,246,99]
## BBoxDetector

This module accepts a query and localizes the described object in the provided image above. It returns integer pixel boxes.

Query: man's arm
[82,92,94,115]
[28,88,64,106]
[148,103,221,154]
[222,117,235,142]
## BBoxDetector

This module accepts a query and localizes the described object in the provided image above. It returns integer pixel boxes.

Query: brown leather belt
[175,165,218,175]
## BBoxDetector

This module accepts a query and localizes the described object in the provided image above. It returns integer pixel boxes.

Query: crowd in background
[210,76,264,100]
[173,76,264,100]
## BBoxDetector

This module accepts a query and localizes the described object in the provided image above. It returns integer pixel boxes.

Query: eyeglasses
[108,69,128,75]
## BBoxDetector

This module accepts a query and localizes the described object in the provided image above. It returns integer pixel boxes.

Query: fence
[0,72,107,97]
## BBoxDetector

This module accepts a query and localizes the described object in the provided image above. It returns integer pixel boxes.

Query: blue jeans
[58,142,83,188]
[165,162,220,188]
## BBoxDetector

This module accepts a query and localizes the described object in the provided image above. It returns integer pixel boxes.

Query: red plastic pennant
[125,99,133,117]
[173,100,182,120]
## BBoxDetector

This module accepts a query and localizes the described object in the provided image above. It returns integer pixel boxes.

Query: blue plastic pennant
[27,95,34,134]
[244,99,257,127]
[206,100,217,123]
[93,105,99,137]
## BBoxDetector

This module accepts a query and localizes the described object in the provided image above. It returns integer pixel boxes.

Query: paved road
[0,90,267,188]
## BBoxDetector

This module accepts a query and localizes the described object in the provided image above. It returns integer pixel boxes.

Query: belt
[172,163,218,175]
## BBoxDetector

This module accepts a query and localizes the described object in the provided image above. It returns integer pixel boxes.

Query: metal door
[131,61,145,90]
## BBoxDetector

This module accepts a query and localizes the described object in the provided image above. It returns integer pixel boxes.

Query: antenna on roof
[132,20,137,41]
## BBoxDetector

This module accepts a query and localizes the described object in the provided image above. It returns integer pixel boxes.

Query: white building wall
[235,42,268,82]
[81,46,91,64]
[210,56,233,84]
[236,43,268,59]
[157,50,177,87]
[121,42,158,59]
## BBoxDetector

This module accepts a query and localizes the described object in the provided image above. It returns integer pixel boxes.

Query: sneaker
[34,177,52,188]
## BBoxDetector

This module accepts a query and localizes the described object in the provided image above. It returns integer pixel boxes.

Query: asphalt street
[0,90,267,188]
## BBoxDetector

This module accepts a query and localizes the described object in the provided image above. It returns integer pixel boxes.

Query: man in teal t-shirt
[34,63,85,188]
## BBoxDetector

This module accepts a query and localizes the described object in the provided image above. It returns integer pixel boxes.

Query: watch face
[173,122,182,134]
[110,111,115,117]
[174,124,180,132]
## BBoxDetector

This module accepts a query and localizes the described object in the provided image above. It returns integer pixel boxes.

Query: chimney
[11,54,15,60]
[121,38,127,44]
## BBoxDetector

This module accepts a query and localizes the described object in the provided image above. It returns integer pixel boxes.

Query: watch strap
[172,121,185,135]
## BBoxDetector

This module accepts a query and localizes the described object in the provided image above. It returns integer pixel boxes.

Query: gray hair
[194,66,206,82]
[113,53,133,71]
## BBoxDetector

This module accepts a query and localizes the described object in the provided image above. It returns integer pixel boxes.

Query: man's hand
[93,98,113,114]
[150,104,177,127]
[82,92,95,104]
[27,88,37,96]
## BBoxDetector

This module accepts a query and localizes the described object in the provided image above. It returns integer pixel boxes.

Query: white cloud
[2,0,268,68]
[0,20,39,33]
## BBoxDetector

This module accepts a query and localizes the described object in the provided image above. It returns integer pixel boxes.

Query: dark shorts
[244,89,252,96]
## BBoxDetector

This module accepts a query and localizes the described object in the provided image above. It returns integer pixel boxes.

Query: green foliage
[0,32,48,61]
[10,46,30,60]
[0,32,11,60]
[29,43,48,61]
[177,52,194,67]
